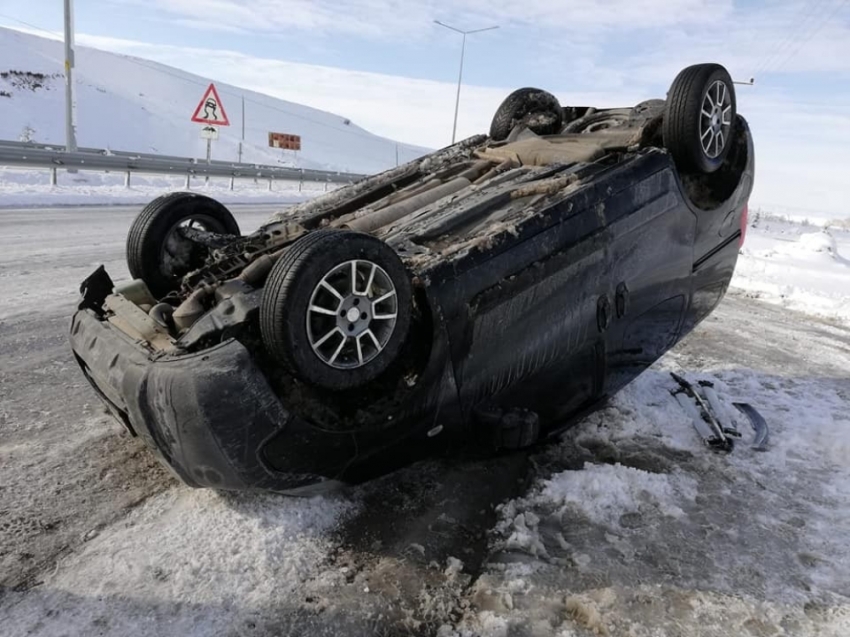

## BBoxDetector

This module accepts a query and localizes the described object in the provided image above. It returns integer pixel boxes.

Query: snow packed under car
[69,63,755,495]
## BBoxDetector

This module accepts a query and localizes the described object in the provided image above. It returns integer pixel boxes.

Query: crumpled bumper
[69,307,347,493]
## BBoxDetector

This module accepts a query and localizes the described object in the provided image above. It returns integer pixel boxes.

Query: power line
[753,0,828,75]
[758,0,827,73]
[0,14,64,37]
[0,16,426,164]
[766,0,849,74]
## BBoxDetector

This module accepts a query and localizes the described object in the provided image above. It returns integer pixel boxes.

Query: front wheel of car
[126,192,240,299]
[663,63,737,174]
[260,229,413,391]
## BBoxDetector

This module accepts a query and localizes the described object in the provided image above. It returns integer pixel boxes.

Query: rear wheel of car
[260,229,412,391]
[663,63,737,174]
[126,192,240,299]
[489,88,564,141]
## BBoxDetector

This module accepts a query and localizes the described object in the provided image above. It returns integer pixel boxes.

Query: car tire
[489,88,564,141]
[663,63,737,174]
[260,229,412,391]
[126,192,240,299]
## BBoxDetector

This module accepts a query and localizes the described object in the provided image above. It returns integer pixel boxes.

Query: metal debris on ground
[733,402,771,451]
[669,372,771,453]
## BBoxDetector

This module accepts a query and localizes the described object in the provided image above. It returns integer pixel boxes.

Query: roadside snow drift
[733,214,850,323]
[0,168,331,208]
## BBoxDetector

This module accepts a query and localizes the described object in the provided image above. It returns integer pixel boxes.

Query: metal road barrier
[0,140,370,188]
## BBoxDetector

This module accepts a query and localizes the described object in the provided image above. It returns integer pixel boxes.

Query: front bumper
[70,308,358,492]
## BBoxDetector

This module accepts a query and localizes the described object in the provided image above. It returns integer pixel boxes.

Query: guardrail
[0,140,370,189]
[0,139,201,164]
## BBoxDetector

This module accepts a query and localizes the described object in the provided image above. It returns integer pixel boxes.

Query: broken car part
[670,372,733,452]
[699,380,742,439]
[671,374,769,453]
[733,402,770,451]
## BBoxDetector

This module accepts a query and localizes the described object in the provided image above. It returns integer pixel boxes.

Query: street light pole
[238,94,245,163]
[434,20,499,144]
[451,32,466,145]
[63,0,77,152]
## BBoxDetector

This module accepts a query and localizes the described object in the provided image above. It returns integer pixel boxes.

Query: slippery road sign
[191,83,230,126]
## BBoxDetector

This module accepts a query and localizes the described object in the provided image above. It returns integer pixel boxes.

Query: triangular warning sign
[190,83,230,126]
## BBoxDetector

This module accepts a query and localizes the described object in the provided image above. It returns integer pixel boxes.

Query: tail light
[739,202,749,247]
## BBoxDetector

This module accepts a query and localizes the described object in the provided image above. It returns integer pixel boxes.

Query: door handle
[597,295,612,332]
[616,282,630,318]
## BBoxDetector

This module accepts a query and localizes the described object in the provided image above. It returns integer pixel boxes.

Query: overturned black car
[70,63,754,494]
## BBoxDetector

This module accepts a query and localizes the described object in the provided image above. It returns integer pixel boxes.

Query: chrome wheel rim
[306,259,398,370]
[699,80,733,160]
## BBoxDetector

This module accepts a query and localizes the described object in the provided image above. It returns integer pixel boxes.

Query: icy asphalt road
[1,205,849,636]
[0,203,289,322]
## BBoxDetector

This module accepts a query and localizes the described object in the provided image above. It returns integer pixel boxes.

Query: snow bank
[534,462,696,526]
[732,217,850,323]
[489,460,699,566]
[0,167,330,207]
[795,230,841,255]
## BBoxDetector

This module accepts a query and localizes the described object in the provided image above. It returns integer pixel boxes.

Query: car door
[443,152,700,428]
[444,128,753,432]
[440,164,616,426]
[600,165,697,396]
[450,224,610,424]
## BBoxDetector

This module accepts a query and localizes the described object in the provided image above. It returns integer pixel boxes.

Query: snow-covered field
[1,207,849,636]
[732,211,850,323]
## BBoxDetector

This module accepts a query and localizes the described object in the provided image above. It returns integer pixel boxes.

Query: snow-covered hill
[0,27,430,175]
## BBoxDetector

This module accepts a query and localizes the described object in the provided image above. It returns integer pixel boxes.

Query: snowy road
[0,203,290,594]
[1,206,849,636]
[0,203,288,321]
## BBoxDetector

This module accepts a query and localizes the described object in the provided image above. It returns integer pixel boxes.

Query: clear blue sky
[1,0,849,217]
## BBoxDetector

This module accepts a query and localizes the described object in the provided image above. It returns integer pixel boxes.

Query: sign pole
[205,137,211,184]
[239,95,245,163]
[190,83,229,183]
[238,95,245,163]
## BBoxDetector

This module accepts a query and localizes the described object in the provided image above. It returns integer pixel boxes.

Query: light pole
[63,0,77,152]
[434,20,499,144]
